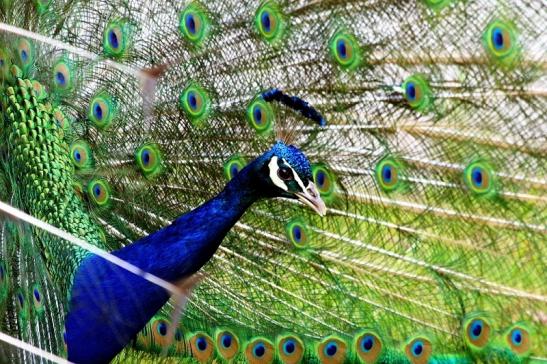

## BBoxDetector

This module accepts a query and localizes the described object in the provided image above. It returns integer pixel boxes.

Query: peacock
[0,0,545,363]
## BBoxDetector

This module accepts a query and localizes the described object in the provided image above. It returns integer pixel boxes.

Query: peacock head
[254,141,326,216]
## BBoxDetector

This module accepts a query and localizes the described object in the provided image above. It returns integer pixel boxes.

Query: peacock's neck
[114,163,262,282]
[67,165,263,362]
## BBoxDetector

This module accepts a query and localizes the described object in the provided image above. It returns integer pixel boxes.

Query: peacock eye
[277,167,292,180]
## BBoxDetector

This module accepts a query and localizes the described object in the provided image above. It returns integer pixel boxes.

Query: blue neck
[117,161,263,281]
[67,161,265,363]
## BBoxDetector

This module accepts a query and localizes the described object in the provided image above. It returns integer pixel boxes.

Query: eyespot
[245,338,274,364]
[0,260,8,301]
[354,331,383,363]
[277,335,304,364]
[31,80,47,100]
[73,181,84,199]
[189,332,214,362]
[52,59,75,93]
[103,21,132,58]
[136,144,163,178]
[150,318,171,349]
[463,313,492,350]
[171,328,186,354]
[0,261,6,283]
[483,20,519,64]
[179,84,210,126]
[88,92,117,129]
[53,108,70,130]
[224,155,247,181]
[87,179,111,207]
[312,164,336,202]
[330,31,361,70]
[464,160,496,196]
[215,329,240,360]
[179,4,210,45]
[404,336,432,364]
[15,38,34,72]
[70,140,93,170]
[247,97,274,134]
[402,74,432,112]
[277,166,293,181]
[16,289,28,328]
[286,218,310,248]
[503,324,532,356]
[375,157,404,192]
[32,284,45,315]
[317,336,347,363]
[0,48,11,78]
[255,1,286,43]
[16,290,26,310]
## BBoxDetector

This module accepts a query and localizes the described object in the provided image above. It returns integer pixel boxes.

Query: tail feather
[0,0,545,362]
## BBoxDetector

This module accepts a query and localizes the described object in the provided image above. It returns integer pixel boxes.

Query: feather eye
[463,160,496,196]
[31,284,45,316]
[70,140,94,170]
[404,336,433,364]
[15,38,34,73]
[52,58,75,93]
[483,20,519,65]
[136,143,163,178]
[31,80,47,100]
[188,332,214,362]
[87,179,112,207]
[88,92,117,129]
[247,97,274,135]
[150,318,171,349]
[224,155,247,181]
[285,218,310,249]
[317,336,347,364]
[16,289,29,329]
[277,334,304,364]
[173,328,186,354]
[375,157,404,193]
[245,338,275,364]
[179,83,211,126]
[215,329,240,360]
[179,3,210,45]
[503,323,532,356]
[53,108,70,130]
[312,164,336,202]
[463,314,492,351]
[403,74,433,112]
[0,261,8,302]
[103,20,133,58]
[354,331,383,364]
[330,31,361,70]
[0,48,11,78]
[255,1,286,43]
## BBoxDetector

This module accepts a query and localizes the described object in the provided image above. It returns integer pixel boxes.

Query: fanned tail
[0,0,545,362]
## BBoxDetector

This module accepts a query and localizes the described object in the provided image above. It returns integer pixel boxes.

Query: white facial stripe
[269,156,288,191]
[284,158,307,192]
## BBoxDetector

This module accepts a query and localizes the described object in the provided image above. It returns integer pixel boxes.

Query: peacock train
[0,0,545,363]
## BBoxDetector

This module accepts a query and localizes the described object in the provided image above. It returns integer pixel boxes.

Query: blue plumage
[65,142,322,362]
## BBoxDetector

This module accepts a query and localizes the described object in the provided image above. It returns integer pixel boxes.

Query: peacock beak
[295,183,326,216]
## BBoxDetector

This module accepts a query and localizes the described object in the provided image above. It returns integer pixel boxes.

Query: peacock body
[0,0,545,363]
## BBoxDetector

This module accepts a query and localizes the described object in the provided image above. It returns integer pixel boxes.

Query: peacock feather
[0,0,545,363]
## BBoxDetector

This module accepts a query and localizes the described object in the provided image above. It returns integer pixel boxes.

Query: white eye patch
[268,157,307,193]
[269,156,288,191]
